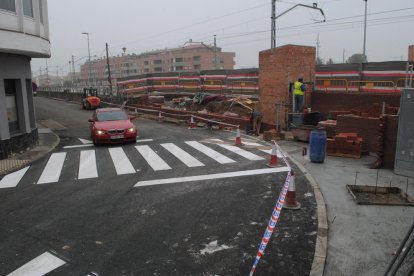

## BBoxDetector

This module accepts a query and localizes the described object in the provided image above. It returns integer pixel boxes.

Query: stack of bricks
[327,133,363,158]
[336,115,381,153]
[258,44,316,129]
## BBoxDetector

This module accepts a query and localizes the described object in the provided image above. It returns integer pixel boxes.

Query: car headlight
[95,130,106,135]
[127,127,136,133]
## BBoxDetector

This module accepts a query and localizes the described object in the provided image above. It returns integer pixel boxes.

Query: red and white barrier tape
[249,141,292,275]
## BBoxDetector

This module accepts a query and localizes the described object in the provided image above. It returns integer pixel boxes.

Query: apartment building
[79,43,235,86]
[0,0,50,159]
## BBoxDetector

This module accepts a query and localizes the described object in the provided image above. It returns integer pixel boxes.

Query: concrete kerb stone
[0,128,60,177]
[239,132,328,276]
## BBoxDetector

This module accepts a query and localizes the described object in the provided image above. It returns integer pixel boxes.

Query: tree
[326,58,334,65]
[316,56,324,65]
[346,53,367,63]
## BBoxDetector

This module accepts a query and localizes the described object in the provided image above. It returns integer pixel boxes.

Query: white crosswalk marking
[37,152,67,184]
[135,145,171,171]
[0,167,29,188]
[108,147,136,175]
[7,252,66,276]
[185,141,235,164]
[216,144,265,161]
[78,150,98,179]
[161,143,204,167]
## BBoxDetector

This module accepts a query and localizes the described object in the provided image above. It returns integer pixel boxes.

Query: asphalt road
[0,97,318,275]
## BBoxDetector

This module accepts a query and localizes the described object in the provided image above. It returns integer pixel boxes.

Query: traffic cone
[266,144,278,167]
[235,127,243,146]
[158,112,164,122]
[284,170,301,210]
[188,116,196,129]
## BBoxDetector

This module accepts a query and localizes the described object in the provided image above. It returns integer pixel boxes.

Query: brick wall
[409,45,414,62]
[311,92,401,120]
[258,44,316,129]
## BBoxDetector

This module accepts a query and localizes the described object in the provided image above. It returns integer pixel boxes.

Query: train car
[178,71,201,94]
[315,61,411,93]
[148,72,179,93]
[226,68,259,98]
[117,74,149,97]
[200,70,227,95]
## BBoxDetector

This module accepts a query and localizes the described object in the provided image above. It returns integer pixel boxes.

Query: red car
[89,108,137,145]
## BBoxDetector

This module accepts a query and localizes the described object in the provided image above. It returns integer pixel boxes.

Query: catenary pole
[106,43,113,95]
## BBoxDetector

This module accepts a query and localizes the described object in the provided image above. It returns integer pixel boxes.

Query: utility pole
[45,59,49,87]
[316,33,320,63]
[271,0,276,48]
[106,43,113,95]
[71,55,76,85]
[82,32,92,86]
[343,48,345,63]
[362,0,367,62]
[214,35,217,70]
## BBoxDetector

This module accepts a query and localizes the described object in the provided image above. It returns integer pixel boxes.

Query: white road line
[242,141,263,147]
[78,150,98,179]
[260,149,284,158]
[108,147,136,175]
[134,167,290,187]
[135,145,171,171]
[0,167,30,189]
[79,138,92,144]
[185,141,235,164]
[161,143,204,167]
[63,144,94,149]
[7,252,66,276]
[136,138,153,143]
[37,153,67,184]
[217,144,264,161]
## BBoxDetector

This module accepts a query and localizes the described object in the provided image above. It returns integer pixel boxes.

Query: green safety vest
[294,81,304,95]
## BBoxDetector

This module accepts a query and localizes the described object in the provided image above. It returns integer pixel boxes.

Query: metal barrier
[347,81,398,93]
[314,78,348,92]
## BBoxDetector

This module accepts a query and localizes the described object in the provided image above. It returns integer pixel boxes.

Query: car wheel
[86,102,91,110]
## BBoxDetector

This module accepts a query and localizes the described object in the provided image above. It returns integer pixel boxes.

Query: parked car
[89,108,137,145]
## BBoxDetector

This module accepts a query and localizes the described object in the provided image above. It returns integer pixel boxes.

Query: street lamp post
[82,32,92,86]
[362,0,368,62]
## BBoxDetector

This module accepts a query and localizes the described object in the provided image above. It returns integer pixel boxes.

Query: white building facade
[0,0,50,159]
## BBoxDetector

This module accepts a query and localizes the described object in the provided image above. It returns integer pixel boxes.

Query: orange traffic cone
[158,112,164,122]
[284,170,301,210]
[235,127,243,146]
[266,144,278,167]
[188,116,197,129]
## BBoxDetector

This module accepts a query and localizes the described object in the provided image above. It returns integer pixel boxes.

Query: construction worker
[250,109,262,136]
[294,77,306,113]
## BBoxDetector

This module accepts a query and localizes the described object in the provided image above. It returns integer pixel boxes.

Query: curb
[238,132,328,276]
[288,156,328,276]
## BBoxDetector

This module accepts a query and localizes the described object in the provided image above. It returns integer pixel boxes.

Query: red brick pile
[317,120,336,138]
[327,133,363,158]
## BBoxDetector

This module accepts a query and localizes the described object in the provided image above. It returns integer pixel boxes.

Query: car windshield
[96,111,128,121]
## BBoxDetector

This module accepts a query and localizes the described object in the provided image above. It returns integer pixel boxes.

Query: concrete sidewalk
[280,139,414,276]
[0,124,59,176]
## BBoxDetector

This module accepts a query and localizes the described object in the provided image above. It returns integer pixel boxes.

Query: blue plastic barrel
[309,130,327,163]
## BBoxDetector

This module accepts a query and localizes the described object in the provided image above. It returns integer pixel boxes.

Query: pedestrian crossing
[0,140,279,189]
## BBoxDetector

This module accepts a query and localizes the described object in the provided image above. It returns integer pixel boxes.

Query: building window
[175,66,184,71]
[154,67,162,72]
[193,64,201,70]
[220,57,224,64]
[144,61,149,65]
[0,0,15,12]
[175,58,183,63]
[4,79,20,134]
[154,59,162,65]
[23,0,34,17]
[193,56,201,62]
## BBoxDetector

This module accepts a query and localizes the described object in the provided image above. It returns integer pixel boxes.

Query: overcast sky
[31,0,414,77]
